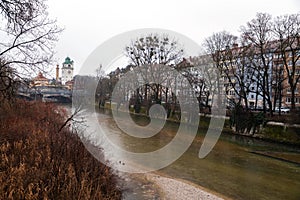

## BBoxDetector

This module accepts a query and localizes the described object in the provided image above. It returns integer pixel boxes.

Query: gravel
[146,174,225,200]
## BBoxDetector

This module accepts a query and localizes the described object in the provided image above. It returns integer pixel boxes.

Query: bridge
[17,86,72,103]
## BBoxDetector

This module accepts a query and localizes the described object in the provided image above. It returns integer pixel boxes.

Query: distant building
[32,72,49,87]
[272,50,300,108]
[65,80,74,90]
[61,57,74,85]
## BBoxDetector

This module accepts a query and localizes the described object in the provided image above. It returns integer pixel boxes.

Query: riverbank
[120,172,228,200]
[145,173,228,200]
[101,103,300,146]
[95,106,300,199]
[0,100,121,199]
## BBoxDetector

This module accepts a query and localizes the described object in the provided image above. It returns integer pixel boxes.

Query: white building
[61,57,74,85]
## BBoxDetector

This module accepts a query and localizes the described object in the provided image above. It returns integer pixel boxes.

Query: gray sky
[47,0,299,76]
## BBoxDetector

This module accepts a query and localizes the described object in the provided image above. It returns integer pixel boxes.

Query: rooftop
[34,72,48,81]
[63,57,74,65]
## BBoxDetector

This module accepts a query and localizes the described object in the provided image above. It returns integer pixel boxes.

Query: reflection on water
[85,108,300,200]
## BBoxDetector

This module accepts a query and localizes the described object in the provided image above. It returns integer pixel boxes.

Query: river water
[82,108,300,200]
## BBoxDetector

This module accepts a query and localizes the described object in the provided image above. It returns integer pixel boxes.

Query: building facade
[272,49,300,108]
[61,57,74,85]
[32,72,49,87]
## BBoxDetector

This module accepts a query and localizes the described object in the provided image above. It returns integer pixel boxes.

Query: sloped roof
[34,72,48,81]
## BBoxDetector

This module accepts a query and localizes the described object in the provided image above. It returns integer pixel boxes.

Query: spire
[56,64,59,81]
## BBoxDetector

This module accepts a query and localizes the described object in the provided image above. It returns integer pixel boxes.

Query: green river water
[92,109,300,200]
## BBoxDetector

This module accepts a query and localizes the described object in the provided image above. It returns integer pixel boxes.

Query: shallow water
[89,109,300,200]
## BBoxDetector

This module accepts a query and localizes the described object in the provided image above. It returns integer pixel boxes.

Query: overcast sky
[47,0,299,76]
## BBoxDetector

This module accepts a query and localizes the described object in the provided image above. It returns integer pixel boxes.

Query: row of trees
[96,35,219,116]
[203,13,300,115]
[96,12,300,117]
[97,34,184,115]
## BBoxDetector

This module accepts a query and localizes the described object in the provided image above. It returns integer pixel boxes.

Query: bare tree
[203,31,245,106]
[175,56,215,113]
[124,34,184,114]
[241,13,274,114]
[273,13,300,112]
[0,60,17,100]
[271,52,286,114]
[0,0,62,99]
[125,34,184,66]
[95,64,105,80]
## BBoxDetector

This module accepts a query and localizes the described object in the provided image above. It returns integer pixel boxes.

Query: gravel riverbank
[121,172,228,200]
[145,173,226,200]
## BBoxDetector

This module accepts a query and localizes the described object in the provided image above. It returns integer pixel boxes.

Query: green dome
[63,57,73,65]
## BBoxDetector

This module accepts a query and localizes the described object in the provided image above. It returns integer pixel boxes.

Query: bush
[262,124,300,145]
[229,105,265,135]
[0,100,121,199]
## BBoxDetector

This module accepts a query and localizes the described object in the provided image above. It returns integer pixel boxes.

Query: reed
[0,100,122,200]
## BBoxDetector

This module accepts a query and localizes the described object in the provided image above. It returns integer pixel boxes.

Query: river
[80,108,300,200]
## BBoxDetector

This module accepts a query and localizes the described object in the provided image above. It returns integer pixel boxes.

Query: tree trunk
[291,85,296,111]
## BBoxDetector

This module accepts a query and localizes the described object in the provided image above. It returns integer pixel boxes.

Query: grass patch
[261,124,300,145]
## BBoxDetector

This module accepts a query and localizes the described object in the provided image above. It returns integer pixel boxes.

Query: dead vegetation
[0,100,121,199]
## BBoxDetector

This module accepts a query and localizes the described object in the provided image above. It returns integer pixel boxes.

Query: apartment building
[272,49,300,108]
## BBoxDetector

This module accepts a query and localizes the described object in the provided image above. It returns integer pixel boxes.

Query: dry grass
[0,100,122,200]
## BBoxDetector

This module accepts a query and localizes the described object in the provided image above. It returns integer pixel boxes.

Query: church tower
[61,57,74,85]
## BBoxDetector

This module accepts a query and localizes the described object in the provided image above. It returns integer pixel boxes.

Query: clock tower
[61,57,74,85]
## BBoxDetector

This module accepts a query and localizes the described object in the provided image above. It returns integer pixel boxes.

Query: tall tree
[273,13,300,111]
[271,52,285,114]
[203,31,249,106]
[125,34,184,66]
[240,13,274,114]
[124,34,184,113]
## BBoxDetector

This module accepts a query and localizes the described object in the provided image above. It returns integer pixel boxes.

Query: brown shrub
[0,100,122,199]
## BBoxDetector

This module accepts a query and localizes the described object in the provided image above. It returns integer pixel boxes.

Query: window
[277,62,284,67]
[286,97,300,104]
[251,95,254,99]
[287,88,299,94]
[279,70,284,75]
[268,53,273,58]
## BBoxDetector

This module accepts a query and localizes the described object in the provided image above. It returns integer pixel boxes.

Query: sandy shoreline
[145,173,227,200]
